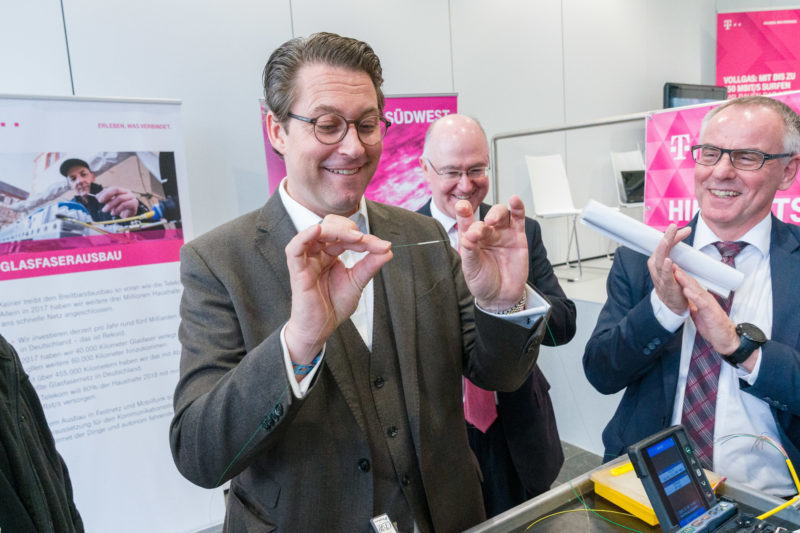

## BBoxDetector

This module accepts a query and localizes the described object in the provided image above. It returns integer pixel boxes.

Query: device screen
[643,436,709,527]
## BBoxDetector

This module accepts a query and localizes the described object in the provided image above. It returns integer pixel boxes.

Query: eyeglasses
[691,144,794,171]
[425,159,490,181]
[288,112,390,146]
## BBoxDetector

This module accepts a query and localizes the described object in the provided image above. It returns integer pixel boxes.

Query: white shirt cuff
[736,347,762,385]
[280,323,325,399]
[650,289,688,333]
[477,284,550,328]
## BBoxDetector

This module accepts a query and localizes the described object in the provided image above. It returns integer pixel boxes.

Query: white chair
[524,154,582,281]
[610,149,645,208]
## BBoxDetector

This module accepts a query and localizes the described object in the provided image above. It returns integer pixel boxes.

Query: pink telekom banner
[644,91,800,230]
[717,10,800,99]
[260,94,458,211]
[0,229,182,281]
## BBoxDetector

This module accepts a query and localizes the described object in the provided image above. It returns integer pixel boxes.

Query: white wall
[3,0,732,243]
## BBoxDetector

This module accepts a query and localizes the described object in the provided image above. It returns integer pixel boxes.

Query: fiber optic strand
[525,479,644,532]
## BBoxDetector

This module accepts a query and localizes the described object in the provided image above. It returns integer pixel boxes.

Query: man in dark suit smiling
[584,96,800,497]
[418,114,576,516]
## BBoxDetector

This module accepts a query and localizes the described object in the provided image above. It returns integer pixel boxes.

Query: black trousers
[467,417,532,518]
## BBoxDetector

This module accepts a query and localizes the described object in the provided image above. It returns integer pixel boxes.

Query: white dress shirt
[652,213,792,496]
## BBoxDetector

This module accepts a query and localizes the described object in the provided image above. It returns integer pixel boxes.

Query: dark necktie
[681,240,747,469]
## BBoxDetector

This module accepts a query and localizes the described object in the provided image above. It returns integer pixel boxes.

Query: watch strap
[721,323,765,366]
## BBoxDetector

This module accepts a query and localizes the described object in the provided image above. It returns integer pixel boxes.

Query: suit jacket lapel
[256,193,368,432]
[367,201,422,453]
[769,217,800,347]
[417,199,433,217]
[254,193,295,303]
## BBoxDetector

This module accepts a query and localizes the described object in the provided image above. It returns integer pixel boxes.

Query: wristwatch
[721,323,766,366]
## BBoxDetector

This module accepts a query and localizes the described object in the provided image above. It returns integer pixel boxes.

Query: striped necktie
[681,240,747,469]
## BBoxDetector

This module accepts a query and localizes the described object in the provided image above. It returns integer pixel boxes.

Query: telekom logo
[0,122,20,127]
[670,134,692,160]
[724,19,732,30]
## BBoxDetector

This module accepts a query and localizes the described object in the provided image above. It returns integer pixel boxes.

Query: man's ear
[778,154,800,191]
[419,157,432,184]
[266,111,287,156]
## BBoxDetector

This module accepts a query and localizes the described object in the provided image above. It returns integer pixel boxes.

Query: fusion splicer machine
[627,425,794,533]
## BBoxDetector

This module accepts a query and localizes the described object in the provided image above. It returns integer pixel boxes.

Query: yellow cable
[525,508,636,529]
[90,210,155,225]
[756,495,800,521]
[61,218,112,235]
[787,458,800,494]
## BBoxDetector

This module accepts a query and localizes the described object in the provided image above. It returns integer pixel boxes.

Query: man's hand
[96,186,141,218]
[647,224,692,315]
[673,268,758,370]
[284,215,392,364]
[456,195,528,312]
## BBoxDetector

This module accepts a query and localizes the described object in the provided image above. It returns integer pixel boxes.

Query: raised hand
[647,224,693,314]
[283,214,392,364]
[674,268,740,361]
[456,195,528,312]
[96,186,141,218]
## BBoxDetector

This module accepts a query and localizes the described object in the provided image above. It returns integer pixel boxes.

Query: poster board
[717,9,800,99]
[644,90,800,230]
[0,95,223,533]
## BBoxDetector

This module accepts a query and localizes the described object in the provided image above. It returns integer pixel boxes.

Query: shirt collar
[694,212,771,258]
[278,176,370,234]
[428,198,477,232]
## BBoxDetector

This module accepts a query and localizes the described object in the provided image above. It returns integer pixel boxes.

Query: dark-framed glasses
[426,159,490,181]
[288,112,390,145]
[691,144,794,171]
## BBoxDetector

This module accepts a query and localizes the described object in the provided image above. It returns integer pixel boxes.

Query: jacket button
[387,426,398,438]
[401,475,411,486]
[358,459,370,472]
[374,376,385,389]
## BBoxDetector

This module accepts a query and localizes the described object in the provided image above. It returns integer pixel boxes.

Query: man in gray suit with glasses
[170,32,548,533]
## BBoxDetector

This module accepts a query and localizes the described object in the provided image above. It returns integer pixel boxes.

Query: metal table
[465,458,800,532]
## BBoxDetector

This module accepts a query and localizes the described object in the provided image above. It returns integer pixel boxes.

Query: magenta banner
[260,94,458,210]
[644,91,800,230]
[0,230,182,281]
[717,10,800,98]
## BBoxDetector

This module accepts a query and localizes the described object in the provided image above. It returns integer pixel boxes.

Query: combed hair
[700,95,800,154]
[263,32,385,125]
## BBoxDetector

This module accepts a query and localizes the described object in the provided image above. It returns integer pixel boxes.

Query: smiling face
[65,165,96,197]
[420,115,490,220]
[266,63,382,217]
[695,104,800,240]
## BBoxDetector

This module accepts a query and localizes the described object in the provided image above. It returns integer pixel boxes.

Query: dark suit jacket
[170,193,546,532]
[583,215,800,468]
[417,200,576,495]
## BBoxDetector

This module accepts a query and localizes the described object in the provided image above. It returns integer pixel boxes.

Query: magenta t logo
[670,134,692,161]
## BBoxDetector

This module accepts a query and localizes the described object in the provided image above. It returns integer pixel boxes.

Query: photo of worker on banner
[0,152,182,248]
[0,151,184,280]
